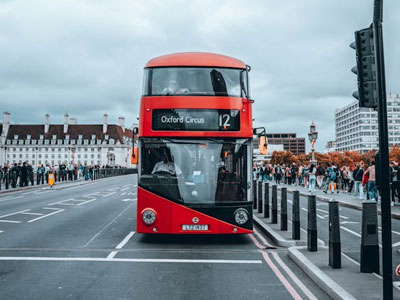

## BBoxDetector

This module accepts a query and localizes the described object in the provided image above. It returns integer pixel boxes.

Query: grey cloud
[0,0,399,152]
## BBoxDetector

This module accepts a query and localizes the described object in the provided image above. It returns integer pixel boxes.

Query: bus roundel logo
[192,217,199,224]
[396,265,400,277]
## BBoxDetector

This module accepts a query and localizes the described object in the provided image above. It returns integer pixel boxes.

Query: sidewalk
[269,181,400,220]
[253,212,400,300]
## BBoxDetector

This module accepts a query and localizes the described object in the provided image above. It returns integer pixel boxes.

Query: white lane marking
[317,214,325,220]
[339,215,349,220]
[0,196,14,200]
[83,193,99,197]
[82,204,134,248]
[107,251,118,260]
[121,198,136,202]
[43,207,63,211]
[0,220,21,223]
[121,188,130,191]
[316,208,328,214]
[0,209,31,218]
[27,209,65,223]
[0,231,3,234]
[121,192,127,196]
[271,252,319,300]
[20,212,44,216]
[392,241,400,247]
[342,253,360,266]
[77,199,97,206]
[301,208,307,212]
[116,231,136,249]
[340,221,359,225]
[48,199,74,206]
[341,226,361,238]
[102,192,116,197]
[0,257,262,264]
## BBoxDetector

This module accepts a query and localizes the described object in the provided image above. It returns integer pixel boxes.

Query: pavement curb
[253,215,296,247]
[288,246,357,300]
[274,185,400,220]
[253,215,325,248]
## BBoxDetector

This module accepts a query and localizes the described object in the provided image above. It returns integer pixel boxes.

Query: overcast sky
[1,0,399,151]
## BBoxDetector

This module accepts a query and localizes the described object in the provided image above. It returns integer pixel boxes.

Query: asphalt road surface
[0,175,331,300]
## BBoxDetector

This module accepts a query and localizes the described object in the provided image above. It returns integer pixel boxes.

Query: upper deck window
[143,67,249,98]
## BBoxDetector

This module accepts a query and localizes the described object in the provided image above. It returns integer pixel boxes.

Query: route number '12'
[219,114,231,128]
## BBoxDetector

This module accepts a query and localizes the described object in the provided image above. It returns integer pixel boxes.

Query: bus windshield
[139,138,250,204]
[143,67,249,98]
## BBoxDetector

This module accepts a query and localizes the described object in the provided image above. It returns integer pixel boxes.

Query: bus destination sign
[152,109,240,131]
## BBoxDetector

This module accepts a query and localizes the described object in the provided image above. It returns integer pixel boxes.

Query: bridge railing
[0,167,137,191]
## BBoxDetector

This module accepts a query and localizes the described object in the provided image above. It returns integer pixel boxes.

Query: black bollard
[360,201,380,273]
[292,191,300,240]
[258,181,263,213]
[307,195,317,252]
[253,179,257,210]
[263,182,270,218]
[281,187,288,231]
[329,200,341,269]
[271,185,278,224]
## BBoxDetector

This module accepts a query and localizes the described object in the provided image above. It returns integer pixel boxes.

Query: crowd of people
[253,160,400,205]
[0,162,128,189]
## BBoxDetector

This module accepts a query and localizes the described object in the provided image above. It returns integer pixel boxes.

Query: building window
[27,135,31,140]
[91,135,96,140]
[105,134,109,140]
[78,135,83,140]
[65,135,70,140]
[14,135,18,140]
[45,140,49,145]
[52,135,57,140]
[40,135,44,140]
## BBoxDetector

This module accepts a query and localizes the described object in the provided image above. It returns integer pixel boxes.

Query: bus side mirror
[259,136,268,155]
[131,147,138,165]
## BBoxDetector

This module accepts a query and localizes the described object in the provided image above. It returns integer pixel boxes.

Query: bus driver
[151,153,182,176]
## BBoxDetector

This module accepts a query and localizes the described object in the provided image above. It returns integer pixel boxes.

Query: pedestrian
[308,163,317,193]
[366,161,378,201]
[353,164,364,200]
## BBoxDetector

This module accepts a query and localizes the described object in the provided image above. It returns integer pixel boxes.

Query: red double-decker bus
[134,52,265,234]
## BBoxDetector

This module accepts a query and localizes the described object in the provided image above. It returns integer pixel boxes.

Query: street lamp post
[308,122,318,165]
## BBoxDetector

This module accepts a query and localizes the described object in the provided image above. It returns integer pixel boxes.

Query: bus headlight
[234,208,249,225]
[142,209,156,225]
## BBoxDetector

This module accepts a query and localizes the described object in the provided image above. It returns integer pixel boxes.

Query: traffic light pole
[373,1,392,299]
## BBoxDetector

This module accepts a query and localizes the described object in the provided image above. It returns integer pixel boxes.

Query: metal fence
[0,168,137,191]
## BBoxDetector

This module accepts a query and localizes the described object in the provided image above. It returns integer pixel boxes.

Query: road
[0,175,331,300]
[274,184,400,285]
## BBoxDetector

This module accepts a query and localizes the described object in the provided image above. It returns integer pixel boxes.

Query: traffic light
[350,26,377,108]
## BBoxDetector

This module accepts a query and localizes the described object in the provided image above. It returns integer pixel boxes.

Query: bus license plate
[182,224,209,231]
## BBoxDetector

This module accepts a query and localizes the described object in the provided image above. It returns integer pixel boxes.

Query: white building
[0,112,137,168]
[335,93,400,153]
[253,144,284,165]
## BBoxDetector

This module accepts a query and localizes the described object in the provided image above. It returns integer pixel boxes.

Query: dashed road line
[102,192,116,197]
[0,209,31,219]
[27,209,65,223]
[20,212,44,216]
[341,226,361,238]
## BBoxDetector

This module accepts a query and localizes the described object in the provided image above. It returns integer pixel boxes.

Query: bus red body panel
[145,52,246,69]
[137,187,252,234]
